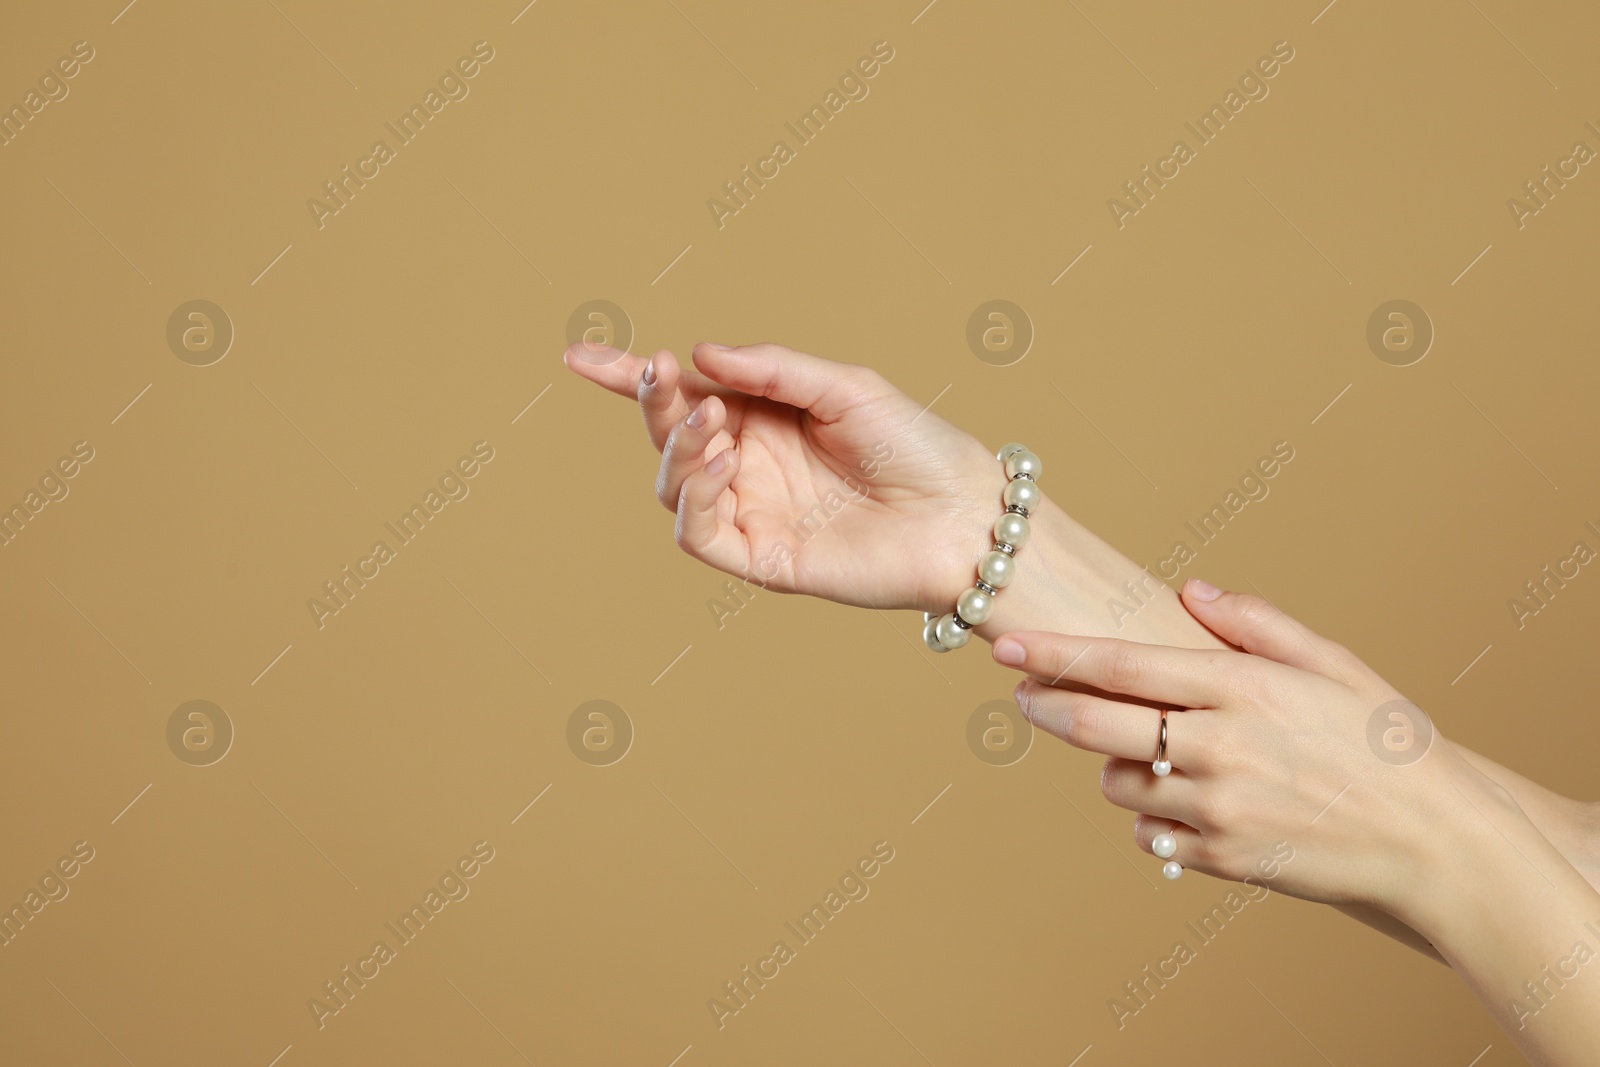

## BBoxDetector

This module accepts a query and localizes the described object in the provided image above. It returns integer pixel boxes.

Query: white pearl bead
[1003,478,1040,513]
[923,616,949,653]
[956,587,992,626]
[997,442,1027,460]
[994,512,1030,550]
[978,551,1015,589]
[1152,759,1171,777]
[1004,449,1042,481]
[1162,861,1183,880]
[935,612,970,650]
[1152,833,1177,859]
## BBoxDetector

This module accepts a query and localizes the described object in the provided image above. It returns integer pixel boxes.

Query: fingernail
[993,637,1026,666]
[687,401,706,429]
[700,342,733,350]
[641,358,657,386]
[705,449,730,475]
[1186,578,1224,601]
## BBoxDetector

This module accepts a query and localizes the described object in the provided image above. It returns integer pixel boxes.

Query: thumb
[1180,578,1354,683]
[689,342,888,423]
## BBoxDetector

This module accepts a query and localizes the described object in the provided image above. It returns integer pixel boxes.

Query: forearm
[967,494,1226,651]
[1333,904,1445,963]
[962,493,1600,962]
[970,494,1596,868]
[1396,781,1600,1065]
[1453,748,1600,890]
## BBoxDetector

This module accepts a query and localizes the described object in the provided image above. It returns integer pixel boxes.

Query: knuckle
[1212,655,1263,703]
[1216,668,1256,705]
[1199,729,1245,775]
[1244,669,1294,713]
[742,342,791,364]
[1012,682,1038,724]
[1320,639,1361,673]
[1234,596,1277,634]
[853,365,888,391]
[1100,644,1144,691]
[1063,698,1108,748]
[1098,759,1120,803]
[1099,759,1132,808]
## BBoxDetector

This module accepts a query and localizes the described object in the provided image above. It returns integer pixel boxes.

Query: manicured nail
[705,449,732,476]
[993,637,1026,666]
[1186,578,1224,601]
[687,401,706,429]
[700,342,733,350]
[641,358,657,386]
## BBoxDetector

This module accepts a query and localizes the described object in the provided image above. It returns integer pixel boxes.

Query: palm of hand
[686,384,998,611]
[564,341,1004,611]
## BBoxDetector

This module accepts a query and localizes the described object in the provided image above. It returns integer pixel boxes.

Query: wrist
[968,494,1227,649]
[1379,752,1567,942]
[1557,797,1600,891]
[919,444,1226,651]
[969,495,1113,642]
[1447,744,1600,894]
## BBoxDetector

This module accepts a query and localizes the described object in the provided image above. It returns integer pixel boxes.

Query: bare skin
[565,339,1600,1063]
[995,589,1600,1065]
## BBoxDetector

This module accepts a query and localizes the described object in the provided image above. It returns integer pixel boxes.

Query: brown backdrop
[2,1,1596,1064]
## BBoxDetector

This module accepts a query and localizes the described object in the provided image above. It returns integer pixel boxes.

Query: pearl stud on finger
[1152,708,1171,777]
[1162,861,1183,880]
[1152,833,1177,859]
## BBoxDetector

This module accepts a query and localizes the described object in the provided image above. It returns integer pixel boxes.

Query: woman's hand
[564,340,1005,612]
[994,578,1600,1064]
[991,577,1502,913]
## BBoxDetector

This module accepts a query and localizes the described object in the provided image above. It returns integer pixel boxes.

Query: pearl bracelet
[923,442,1043,652]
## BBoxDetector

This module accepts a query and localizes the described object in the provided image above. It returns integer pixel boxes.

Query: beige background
[2,0,1597,1064]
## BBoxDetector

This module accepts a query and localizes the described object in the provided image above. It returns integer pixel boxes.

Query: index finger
[991,632,1242,709]
[563,343,733,405]
[562,343,651,397]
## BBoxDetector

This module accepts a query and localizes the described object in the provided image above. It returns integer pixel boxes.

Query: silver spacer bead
[1006,504,1030,517]
[1011,471,1036,482]
[975,580,998,596]
[952,614,972,630]
[994,542,1016,556]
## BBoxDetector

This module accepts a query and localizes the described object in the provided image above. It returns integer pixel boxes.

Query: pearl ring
[1151,710,1181,879]
[1152,708,1172,778]
[1153,831,1181,880]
